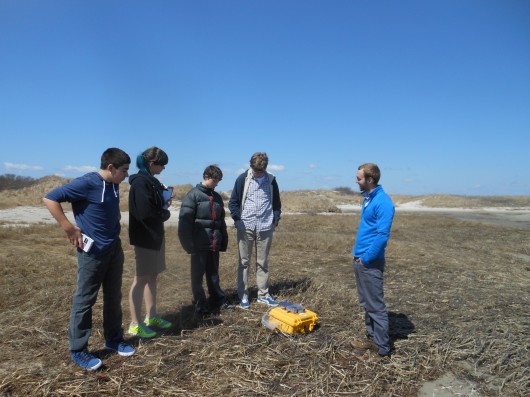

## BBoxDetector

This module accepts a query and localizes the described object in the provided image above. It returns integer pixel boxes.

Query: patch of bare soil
[419,373,480,396]
[1,211,529,396]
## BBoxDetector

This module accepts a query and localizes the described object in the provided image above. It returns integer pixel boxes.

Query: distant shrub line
[0,174,40,191]
[334,186,355,195]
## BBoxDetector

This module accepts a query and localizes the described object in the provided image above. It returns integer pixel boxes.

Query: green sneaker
[128,323,156,338]
[145,316,172,330]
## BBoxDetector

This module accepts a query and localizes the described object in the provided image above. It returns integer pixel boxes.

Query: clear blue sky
[1,1,529,195]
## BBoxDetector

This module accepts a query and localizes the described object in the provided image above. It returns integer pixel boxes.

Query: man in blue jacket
[351,163,395,359]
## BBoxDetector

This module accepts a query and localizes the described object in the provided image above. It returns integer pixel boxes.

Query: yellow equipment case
[262,302,318,335]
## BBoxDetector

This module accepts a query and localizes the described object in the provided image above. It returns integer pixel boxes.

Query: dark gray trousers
[69,242,124,351]
[353,258,390,355]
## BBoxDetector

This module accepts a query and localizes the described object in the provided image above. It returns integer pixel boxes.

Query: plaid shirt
[241,175,274,232]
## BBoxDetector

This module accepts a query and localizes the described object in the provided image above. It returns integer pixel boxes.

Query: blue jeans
[69,241,124,351]
[353,258,390,355]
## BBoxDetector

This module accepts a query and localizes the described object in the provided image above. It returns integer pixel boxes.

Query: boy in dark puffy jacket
[178,165,229,314]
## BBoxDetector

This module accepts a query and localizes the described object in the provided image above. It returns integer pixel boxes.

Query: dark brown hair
[100,148,131,169]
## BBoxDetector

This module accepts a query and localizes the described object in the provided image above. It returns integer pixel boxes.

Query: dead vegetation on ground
[1,207,529,396]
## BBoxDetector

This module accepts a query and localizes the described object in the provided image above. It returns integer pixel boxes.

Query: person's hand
[273,213,280,227]
[161,209,171,222]
[235,220,246,231]
[65,225,82,248]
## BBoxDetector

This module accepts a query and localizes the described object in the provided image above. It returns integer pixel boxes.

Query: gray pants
[353,258,390,355]
[69,242,124,351]
[237,228,274,300]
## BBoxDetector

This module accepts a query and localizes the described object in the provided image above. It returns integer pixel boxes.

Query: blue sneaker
[104,340,135,357]
[239,298,250,310]
[70,350,102,371]
[257,296,279,307]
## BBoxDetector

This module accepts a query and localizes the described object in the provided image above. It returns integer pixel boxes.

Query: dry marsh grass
[1,209,529,396]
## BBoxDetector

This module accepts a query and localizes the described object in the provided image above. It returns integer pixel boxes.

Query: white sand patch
[419,373,481,396]
[337,202,530,230]
[1,204,528,229]
[339,200,530,213]
[0,206,73,225]
[0,205,234,227]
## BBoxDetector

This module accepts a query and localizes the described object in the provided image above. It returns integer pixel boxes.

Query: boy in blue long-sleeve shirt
[351,163,395,359]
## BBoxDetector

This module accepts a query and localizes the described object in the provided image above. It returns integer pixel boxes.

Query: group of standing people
[43,148,285,370]
[43,146,395,370]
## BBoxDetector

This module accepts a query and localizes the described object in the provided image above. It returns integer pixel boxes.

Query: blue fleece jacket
[353,185,395,264]
[45,172,122,256]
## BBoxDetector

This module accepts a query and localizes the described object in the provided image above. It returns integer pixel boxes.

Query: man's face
[356,169,370,192]
[252,169,265,178]
[204,176,220,190]
[111,165,130,184]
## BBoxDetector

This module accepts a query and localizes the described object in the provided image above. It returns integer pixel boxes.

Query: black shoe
[376,352,392,362]
[194,302,210,315]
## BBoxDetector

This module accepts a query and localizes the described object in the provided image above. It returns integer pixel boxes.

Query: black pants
[190,251,225,310]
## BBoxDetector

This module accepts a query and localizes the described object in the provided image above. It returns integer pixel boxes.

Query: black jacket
[178,183,228,254]
[128,171,171,250]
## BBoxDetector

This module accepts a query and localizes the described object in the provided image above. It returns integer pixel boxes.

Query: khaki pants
[237,228,274,300]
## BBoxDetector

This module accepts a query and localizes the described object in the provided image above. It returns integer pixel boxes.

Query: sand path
[1,201,529,230]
